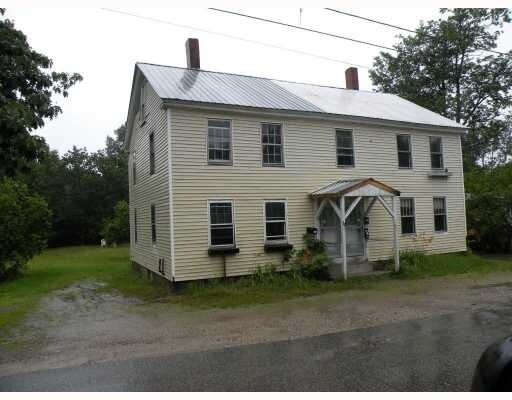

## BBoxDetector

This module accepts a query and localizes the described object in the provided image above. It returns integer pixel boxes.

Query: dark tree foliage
[24,125,128,247]
[101,200,130,245]
[0,178,51,280]
[370,8,512,169]
[0,9,82,177]
[465,165,512,252]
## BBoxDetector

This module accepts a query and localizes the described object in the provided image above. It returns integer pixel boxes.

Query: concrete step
[328,261,390,280]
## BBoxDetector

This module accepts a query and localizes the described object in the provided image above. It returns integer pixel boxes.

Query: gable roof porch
[310,178,401,280]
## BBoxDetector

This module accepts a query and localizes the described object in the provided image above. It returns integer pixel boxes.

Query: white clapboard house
[124,38,467,282]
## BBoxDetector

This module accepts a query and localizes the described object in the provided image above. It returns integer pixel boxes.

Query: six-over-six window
[207,119,232,163]
[261,123,284,166]
[209,201,235,247]
[264,201,287,243]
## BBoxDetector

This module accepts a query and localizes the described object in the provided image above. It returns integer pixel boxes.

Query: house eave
[161,99,467,135]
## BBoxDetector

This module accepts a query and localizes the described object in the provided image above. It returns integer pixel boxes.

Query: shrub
[0,178,51,280]
[399,249,428,272]
[290,233,330,280]
[101,200,130,245]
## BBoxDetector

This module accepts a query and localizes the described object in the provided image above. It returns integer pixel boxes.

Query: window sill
[428,170,452,178]
[264,242,293,253]
[263,164,285,168]
[337,165,355,168]
[207,161,233,166]
[208,246,240,256]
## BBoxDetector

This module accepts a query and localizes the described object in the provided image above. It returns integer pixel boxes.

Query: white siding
[170,108,466,281]
[128,82,172,278]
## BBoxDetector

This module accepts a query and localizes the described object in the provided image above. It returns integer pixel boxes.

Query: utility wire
[209,8,396,52]
[101,8,370,69]
[324,8,509,56]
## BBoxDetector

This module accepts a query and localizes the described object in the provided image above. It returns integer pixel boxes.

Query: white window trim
[139,81,146,124]
[149,131,156,176]
[399,196,416,236]
[429,136,444,170]
[207,199,236,248]
[396,134,413,169]
[261,121,286,167]
[206,118,233,166]
[263,199,289,244]
[150,203,157,246]
[433,196,449,233]
[131,151,137,186]
[335,128,356,168]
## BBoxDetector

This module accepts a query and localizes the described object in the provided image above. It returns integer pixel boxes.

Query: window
[134,209,138,243]
[132,152,137,185]
[265,201,287,242]
[430,137,444,169]
[397,134,412,168]
[139,82,146,122]
[433,197,447,232]
[149,133,155,175]
[262,123,284,166]
[400,198,416,234]
[208,119,232,163]
[336,129,354,167]
[150,204,157,243]
[209,201,235,247]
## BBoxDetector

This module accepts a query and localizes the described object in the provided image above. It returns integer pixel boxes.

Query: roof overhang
[162,100,468,135]
[310,178,400,198]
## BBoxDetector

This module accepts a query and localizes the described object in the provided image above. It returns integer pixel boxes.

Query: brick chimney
[345,67,359,90]
[185,38,200,69]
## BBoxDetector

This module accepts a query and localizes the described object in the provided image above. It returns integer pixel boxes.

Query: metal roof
[137,63,465,130]
[310,178,400,197]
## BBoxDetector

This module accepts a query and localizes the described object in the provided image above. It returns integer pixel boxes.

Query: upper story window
[207,119,232,164]
[264,201,287,243]
[433,197,447,232]
[209,201,235,247]
[396,134,412,169]
[132,152,137,185]
[336,129,355,167]
[139,81,146,123]
[149,132,155,175]
[261,123,284,166]
[430,136,444,170]
[400,198,416,235]
[150,204,157,244]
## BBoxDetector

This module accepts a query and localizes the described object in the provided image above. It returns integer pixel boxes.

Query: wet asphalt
[1,306,512,391]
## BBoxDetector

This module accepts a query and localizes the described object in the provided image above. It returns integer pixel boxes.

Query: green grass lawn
[0,246,169,331]
[2,246,512,330]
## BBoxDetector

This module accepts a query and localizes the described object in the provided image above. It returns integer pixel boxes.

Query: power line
[324,8,509,56]
[101,8,370,69]
[209,8,397,52]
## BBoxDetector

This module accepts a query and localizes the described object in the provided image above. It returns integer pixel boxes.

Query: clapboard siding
[170,108,466,281]
[128,82,172,278]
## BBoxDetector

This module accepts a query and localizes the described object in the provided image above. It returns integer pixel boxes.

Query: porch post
[392,196,400,272]
[340,195,347,280]
[313,198,320,240]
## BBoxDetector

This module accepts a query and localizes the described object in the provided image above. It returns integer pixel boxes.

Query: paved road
[1,306,512,391]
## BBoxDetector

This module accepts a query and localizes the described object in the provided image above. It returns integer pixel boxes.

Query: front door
[319,202,340,257]
[319,198,365,258]
[345,197,365,257]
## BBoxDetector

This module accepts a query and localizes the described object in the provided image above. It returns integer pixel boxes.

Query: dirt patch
[1,272,512,377]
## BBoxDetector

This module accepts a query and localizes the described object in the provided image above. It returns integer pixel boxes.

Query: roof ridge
[136,62,383,95]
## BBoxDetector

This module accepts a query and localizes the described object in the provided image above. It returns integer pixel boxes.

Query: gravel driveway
[2,271,512,377]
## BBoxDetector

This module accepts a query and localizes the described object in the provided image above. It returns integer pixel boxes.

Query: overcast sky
[7,7,512,153]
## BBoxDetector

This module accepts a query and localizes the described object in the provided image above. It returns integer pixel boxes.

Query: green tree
[0,178,51,280]
[0,9,82,177]
[101,200,130,245]
[370,8,512,169]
